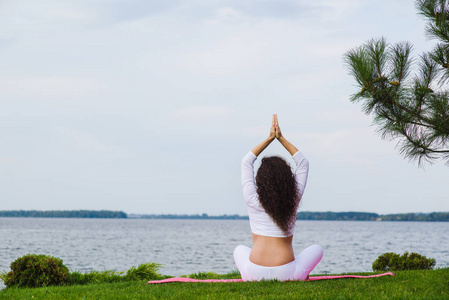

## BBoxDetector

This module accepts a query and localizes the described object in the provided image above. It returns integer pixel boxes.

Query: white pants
[233,244,323,281]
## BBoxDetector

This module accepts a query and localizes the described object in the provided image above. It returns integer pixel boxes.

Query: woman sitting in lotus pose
[234,114,323,281]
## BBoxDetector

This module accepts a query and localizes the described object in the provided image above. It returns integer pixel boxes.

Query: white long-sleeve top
[241,151,309,237]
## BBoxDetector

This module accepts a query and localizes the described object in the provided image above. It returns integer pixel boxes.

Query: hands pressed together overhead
[270,114,283,140]
[251,114,298,157]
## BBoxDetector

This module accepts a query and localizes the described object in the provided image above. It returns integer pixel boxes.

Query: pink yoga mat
[147,272,394,284]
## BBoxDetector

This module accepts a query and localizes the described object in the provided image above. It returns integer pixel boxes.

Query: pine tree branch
[344,5,449,166]
[409,119,437,129]
[402,128,449,154]
[387,96,437,128]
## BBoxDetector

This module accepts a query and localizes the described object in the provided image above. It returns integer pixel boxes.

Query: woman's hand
[274,114,283,139]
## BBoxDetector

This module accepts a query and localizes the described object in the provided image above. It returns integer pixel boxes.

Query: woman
[234,114,323,281]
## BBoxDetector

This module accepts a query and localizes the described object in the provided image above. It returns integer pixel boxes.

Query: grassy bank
[1,268,448,299]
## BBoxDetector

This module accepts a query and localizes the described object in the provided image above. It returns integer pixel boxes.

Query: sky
[0,0,448,215]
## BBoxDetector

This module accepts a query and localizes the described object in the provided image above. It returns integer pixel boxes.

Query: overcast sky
[1,0,447,215]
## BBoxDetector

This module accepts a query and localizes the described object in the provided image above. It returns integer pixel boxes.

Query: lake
[1,218,448,279]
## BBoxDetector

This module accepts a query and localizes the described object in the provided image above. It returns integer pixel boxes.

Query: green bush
[373,252,436,271]
[3,254,69,288]
[124,262,163,281]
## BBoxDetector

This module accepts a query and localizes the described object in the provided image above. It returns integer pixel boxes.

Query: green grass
[1,268,448,299]
[66,262,167,285]
[0,262,167,288]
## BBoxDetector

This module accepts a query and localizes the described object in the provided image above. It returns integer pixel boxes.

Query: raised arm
[278,136,298,156]
[251,137,274,157]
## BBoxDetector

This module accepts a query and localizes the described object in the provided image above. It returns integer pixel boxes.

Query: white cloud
[177,14,293,75]
[170,105,234,123]
[289,127,398,165]
[0,157,15,164]
[242,125,267,136]
[0,1,99,39]
[309,108,370,123]
[303,0,363,21]
[177,33,272,75]
[215,7,243,20]
[174,1,363,78]
[51,126,122,158]
[0,76,102,99]
[285,69,345,93]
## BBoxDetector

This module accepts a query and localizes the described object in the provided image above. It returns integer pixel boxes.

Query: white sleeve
[241,151,259,207]
[292,151,309,197]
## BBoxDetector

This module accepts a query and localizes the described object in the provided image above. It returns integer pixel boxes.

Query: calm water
[1,218,448,279]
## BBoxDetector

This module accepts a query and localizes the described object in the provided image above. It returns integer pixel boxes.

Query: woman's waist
[250,233,295,266]
[252,233,293,244]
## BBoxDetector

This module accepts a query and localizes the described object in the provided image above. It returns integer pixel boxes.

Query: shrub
[3,254,69,288]
[373,252,436,271]
[124,262,163,281]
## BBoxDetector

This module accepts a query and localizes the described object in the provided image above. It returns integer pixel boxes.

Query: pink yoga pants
[233,244,323,281]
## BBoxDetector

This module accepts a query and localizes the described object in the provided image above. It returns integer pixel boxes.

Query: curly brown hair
[255,156,299,236]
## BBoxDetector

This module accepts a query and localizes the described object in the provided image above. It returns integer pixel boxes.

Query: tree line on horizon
[0,210,127,219]
[297,211,449,222]
[0,210,448,221]
[135,211,449,221]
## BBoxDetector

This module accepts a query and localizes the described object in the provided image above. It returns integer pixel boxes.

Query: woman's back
[241,151,309,240]
[250,234,294,266]
[241,149,309,266]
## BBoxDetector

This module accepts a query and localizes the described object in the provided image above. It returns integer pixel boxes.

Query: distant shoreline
[0,210,448,221]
